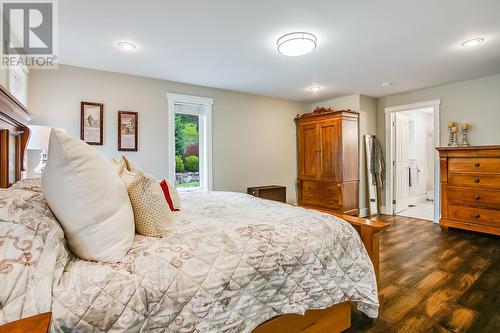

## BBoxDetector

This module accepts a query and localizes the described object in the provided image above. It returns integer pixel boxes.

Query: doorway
[384,100,441,222]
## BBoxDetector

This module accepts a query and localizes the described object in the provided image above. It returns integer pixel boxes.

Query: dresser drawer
[448,158,500,173]
[447,187,500,210]
[448,173,500,189]
[301,180,339,195]
[448,205,500,227]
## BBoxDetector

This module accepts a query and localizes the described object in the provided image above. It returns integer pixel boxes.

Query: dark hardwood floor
[348,214,500,333]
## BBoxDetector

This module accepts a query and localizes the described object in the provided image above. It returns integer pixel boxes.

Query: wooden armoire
[295,108,359,215]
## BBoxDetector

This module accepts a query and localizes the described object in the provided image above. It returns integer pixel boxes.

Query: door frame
[384,99,441,223]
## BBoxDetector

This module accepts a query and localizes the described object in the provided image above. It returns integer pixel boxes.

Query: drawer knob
[474,195,480,200]
[474,162,480,167]
[474,178,480,183]
[471,213,480,219]
[330,201,335,204]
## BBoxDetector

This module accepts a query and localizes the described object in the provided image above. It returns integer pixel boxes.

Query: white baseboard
[380,205,392,215]
[358,208,369,217]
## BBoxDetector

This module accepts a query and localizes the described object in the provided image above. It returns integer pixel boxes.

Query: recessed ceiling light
[277,32,317,57]
[309,86,321,92]
[381,81,393,87]
[461,38,485,48]
[116,41,137,50]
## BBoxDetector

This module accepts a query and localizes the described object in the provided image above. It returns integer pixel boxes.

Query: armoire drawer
[448,205,500,227]
[447,187,500,210]
[448,158,500,174]
[301,194,339,210]
[448,173,500,189]
[301,180,340,195]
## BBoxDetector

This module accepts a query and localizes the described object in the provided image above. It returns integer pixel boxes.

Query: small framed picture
[81,102,104,145]
[118,111,138,151]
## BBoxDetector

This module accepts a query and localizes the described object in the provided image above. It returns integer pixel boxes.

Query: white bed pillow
[42,129,135,262]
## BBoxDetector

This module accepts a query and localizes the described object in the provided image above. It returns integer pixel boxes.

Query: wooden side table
[0,312,51,333]
[247,185,286,203]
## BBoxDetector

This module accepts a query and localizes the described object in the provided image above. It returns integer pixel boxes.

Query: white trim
[384,99,441,223]
[166,93,213,191]
[167,93,214,106]
[384,99,441,113]
[358,208,369,218]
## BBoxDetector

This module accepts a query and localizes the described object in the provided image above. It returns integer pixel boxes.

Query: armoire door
[318,120,341,181]
[298,123,319,178]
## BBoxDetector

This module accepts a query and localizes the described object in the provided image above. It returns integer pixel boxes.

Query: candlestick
[448,121,456,128]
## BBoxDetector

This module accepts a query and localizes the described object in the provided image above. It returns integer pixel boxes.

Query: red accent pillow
[160,179,180,211]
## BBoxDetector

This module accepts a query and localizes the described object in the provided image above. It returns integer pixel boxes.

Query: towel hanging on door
[369,136,385,188]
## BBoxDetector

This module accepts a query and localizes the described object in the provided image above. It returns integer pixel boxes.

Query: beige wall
[28,65,307,203]
[311,94,378,216]
[377,74,500,148]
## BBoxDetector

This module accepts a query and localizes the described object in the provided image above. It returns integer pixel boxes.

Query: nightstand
[247,185,286,203]
[0,312,51,333]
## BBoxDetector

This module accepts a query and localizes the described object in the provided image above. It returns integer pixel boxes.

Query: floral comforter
[1,181,378,332]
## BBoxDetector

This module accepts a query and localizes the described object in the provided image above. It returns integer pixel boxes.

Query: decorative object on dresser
[0,312,51,333]
[80,102,103,145]
[447,121,456,146]
[460,122,470,146]
[118,111,138,151]
[247,185,286,203]
[295,107,359,215]
[437,145,500,236]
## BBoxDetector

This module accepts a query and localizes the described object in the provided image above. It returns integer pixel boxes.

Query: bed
[0,87,387,332]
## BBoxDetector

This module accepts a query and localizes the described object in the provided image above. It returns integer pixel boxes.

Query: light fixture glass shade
[461,38,485,48]
[277,32,317,56]
[116,41,137,50]
[27,125,52,150]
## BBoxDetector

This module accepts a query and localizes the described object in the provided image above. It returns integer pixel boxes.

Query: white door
[394,114,410,213]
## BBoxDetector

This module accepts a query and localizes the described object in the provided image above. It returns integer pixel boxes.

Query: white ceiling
[59,0,500,102]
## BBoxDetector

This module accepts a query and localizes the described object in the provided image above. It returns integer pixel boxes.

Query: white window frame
[167,93,213,191]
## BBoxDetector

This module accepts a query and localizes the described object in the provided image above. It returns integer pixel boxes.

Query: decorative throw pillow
[42,129,135,262]
[160,179,180,211]
[123,169,172,237]
[120,156,182,209]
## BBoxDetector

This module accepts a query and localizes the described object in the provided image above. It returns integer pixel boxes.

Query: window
[167,93,213,191]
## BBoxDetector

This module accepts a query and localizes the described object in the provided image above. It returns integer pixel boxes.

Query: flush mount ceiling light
[116,41,137,50]
[277,32,317,56]
[461,38,485,48]
[381,81,393,87]
[309,86,321,92]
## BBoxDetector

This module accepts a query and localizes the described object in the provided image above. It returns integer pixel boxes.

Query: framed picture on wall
[118,111,138,151]
[81,102,104,145]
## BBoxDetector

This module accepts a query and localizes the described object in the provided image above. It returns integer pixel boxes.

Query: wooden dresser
[295,108,359,215]
[437,146,500,236]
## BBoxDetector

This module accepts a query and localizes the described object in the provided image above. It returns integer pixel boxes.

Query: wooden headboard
[0,84,32,188]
